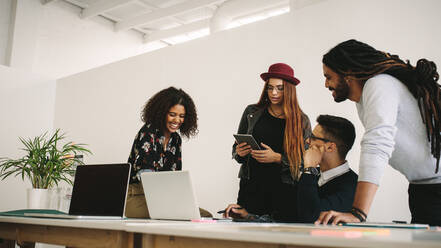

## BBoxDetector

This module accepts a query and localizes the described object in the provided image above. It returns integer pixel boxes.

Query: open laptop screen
[141,170,201,220]
[69,163,130,217]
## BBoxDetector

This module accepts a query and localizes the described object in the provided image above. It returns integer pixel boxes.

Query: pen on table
[217,207,243,214]
[392,220,407,224]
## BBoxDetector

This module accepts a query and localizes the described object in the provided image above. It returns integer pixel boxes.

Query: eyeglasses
[266,85,284,92]
[307,134,333,144]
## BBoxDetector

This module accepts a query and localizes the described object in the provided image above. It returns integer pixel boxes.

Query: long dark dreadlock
[323,39,441,173]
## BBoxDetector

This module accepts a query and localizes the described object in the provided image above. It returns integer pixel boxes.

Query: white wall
[0,65,56,211]
[53,0,441,222]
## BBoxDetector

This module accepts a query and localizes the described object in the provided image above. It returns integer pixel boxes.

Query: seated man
[224,115,358,223]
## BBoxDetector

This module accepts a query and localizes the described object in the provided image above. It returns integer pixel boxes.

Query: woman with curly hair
[126,86,199,218]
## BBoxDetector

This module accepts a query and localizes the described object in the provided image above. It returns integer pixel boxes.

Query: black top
[296,169,358,223]
[241,109,287,215]
[127,124,182,183]
[253,109,285,156]
[250,108,286,178]
[234,105,310,216]
[232,104,312,184]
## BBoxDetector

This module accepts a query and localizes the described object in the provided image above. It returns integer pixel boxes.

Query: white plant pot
[27,188,51,209]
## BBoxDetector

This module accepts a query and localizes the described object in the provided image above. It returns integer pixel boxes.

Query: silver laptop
[25,163,131,219]
[140,170,201,220]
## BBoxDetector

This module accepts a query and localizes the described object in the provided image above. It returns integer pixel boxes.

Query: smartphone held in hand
[233,134,261,150]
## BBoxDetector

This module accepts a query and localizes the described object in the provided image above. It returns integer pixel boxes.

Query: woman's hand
[251,143,281,163]
[223,204,248,219]
[315,211,360,225]
[236,142,251,157]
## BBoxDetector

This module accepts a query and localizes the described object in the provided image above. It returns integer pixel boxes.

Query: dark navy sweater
[296,169,358,223]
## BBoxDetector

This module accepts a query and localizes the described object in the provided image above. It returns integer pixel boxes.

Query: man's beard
[329,78,350,103]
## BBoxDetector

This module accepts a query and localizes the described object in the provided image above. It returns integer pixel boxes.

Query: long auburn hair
[257,80,306,179]
[323,39,441,172]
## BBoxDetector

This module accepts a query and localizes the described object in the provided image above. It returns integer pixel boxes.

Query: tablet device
[233,134,261,150]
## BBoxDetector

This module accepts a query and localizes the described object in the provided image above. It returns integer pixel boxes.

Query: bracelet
[352,206,367,220]
[350,209,365,222]
[351,207,367,222]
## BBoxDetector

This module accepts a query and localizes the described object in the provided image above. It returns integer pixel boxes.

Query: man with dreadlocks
[315,39,441,226]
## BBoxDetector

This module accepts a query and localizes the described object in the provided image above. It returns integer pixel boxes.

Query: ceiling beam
[143,19,209,43]
[136,1,186,25]
[81,0,135,19]
[42,0,58,4]
[115,0,222,32]
[290,0,326,9]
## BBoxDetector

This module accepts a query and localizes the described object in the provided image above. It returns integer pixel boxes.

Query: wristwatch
[303,167,320,176]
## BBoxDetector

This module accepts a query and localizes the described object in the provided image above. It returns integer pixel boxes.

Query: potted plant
[0,129,91,209]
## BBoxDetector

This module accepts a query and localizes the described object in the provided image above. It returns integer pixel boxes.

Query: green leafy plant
[0,129,92,189]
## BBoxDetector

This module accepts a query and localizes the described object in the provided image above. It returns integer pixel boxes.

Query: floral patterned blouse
[128,124,182,183]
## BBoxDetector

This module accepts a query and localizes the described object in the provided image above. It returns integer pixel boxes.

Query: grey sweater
[356,74,440,185]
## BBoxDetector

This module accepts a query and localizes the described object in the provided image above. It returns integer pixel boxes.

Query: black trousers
[237,177,298,222]
[408,183,441,226]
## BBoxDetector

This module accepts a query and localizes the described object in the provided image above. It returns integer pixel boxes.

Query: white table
[1,217,441,248]
[125,220,441,248]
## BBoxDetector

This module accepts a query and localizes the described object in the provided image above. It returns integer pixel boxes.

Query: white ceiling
[43,0,290,45]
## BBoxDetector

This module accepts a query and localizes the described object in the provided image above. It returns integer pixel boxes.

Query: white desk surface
[125,220,441,248]
[2,217,441,248]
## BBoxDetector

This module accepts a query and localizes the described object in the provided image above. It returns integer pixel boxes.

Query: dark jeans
[408,183,441,226]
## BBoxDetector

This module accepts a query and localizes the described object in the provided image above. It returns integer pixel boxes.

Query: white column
[6,0,42,71]
[0,0,13,65]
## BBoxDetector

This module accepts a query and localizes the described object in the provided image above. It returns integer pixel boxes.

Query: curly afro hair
[141,87,198,138]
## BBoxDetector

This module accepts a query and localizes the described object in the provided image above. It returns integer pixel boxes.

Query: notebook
[24,163,131,220]
[342,222,430,229]
[140,170,201,220]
